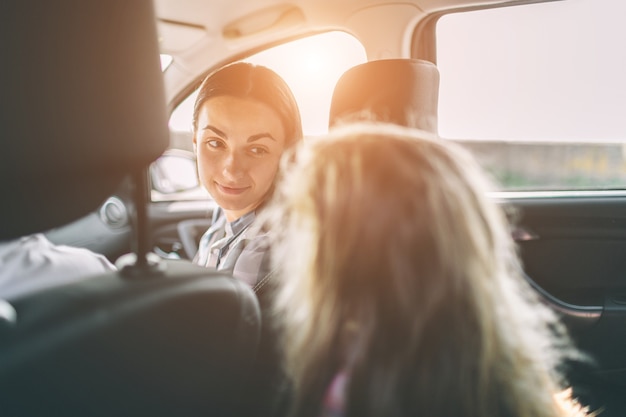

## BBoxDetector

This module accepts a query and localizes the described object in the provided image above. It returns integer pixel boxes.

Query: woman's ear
[192,134,198,153]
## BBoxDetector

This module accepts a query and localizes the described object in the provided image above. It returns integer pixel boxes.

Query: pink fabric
[319,371,348,417]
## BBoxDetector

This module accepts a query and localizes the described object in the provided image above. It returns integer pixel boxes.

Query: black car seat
[329,58,440,133]
[0,1,261,416]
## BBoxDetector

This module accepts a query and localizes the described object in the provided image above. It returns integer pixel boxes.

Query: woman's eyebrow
[202,125,227,138]
[248,133,276,142]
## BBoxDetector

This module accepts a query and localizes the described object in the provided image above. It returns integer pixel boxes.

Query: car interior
[0,2,260,416]
[1,0,626,416]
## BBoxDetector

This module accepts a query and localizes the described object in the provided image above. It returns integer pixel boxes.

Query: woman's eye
[206,139,225,149]
[249,146,269,156]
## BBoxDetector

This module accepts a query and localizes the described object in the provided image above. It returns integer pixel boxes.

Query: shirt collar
[225,210,256,237]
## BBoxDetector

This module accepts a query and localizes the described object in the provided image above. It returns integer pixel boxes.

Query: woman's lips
[216,182,250,195]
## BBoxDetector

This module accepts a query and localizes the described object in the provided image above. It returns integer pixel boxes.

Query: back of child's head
[264,122,580,417]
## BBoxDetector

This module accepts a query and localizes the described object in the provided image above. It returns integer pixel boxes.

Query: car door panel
[507,194,626,414]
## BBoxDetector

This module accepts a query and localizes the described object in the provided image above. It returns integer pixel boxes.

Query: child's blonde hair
[263,122,585,417]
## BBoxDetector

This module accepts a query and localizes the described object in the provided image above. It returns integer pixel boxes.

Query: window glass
[168,31,367,138]
[160,54,173,72]
[436,0,626,190]
[244,32,367,136]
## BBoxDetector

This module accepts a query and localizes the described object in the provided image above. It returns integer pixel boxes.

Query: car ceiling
[154,0,562,105]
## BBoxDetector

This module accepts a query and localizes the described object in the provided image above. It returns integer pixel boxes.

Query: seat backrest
[0,1,168,240]
[0,262,260,416]
[329,59,440,133]
[0,1,261,416]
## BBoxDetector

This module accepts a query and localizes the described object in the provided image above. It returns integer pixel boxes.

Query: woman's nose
[221,151,246,180]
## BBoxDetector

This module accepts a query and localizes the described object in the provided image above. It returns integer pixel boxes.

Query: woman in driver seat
[191,62,302,289]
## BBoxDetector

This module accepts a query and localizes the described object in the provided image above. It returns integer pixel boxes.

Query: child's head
[270,122,510,338]
[264,122,578,417]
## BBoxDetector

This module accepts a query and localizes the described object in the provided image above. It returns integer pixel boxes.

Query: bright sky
[436,0,626,142]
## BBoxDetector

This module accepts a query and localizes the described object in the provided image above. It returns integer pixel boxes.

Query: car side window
[155,31,367,202]
[436,0,626,191]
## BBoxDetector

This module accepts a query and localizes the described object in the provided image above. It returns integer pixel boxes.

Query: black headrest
[329,59,440,133]
[0,0,169,240]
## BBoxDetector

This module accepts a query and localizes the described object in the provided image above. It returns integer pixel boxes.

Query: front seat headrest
[329,59,440,133]
[0,0,169,240]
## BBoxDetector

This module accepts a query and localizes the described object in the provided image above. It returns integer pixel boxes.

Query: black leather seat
[0,1,261,416]
[329,58,440,133]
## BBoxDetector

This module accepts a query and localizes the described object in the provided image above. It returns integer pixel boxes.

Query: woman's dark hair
[192,61,303,146]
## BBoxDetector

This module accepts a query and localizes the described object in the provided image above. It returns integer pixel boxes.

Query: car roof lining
[155,0,565,104]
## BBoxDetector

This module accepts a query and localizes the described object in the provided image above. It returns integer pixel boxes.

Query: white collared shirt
[194,209,271,289]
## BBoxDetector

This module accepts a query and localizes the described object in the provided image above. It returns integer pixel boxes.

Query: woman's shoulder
[229,213,272,287]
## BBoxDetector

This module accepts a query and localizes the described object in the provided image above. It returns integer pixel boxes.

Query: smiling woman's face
[193,95,287,222]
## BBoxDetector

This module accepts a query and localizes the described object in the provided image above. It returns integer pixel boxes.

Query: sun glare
[302,53,323,74]
[168,32,367,136]
[245,32,367,136]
